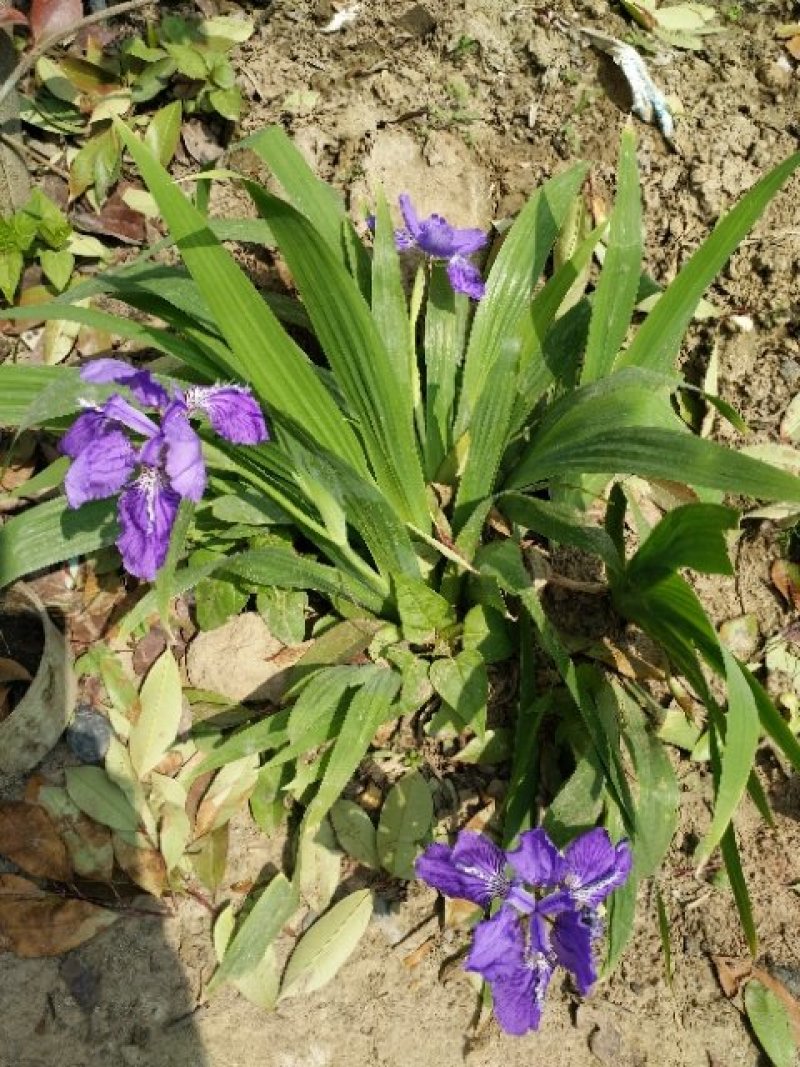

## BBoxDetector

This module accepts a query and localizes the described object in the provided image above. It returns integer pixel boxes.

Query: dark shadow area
[0,597,210,1067]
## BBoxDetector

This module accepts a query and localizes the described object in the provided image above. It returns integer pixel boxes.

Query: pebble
[66,704,113,764]
[755,60,793,91]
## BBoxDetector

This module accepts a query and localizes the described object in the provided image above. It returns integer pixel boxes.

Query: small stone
[397,4,437,38]
[589,1023,624,1065]
[756,60,792,91]
[185,613,308,703]
[59,955,101,1013]
[66,704,112,764]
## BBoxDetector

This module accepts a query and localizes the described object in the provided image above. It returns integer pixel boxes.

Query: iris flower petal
[80,358,169,409]
[465,907,525,982]
[551,909,597,996]
[507,828,563,889]
[446,255,486,300]
[415,831,510,908]
[60,410,113,459]
[161,402,206,502]
[116,470,180,580]
[63,430,137,508]
[185,384,268,445]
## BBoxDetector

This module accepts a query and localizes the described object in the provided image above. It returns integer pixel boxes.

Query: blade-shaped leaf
[244,182,428,528]
[114,121,368,477]
[619,151,800,374]
[582,128,642,383]
[0,497,118,589]
[456,163,588,436]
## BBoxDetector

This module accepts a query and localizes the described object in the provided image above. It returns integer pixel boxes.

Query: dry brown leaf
[113,832,167,897]
[402,936,435,968]
[771,559,800,610]
[0,801,72,882]
[30,0,82,42]
[29,782,114,883]
[0,658,32,683]
[443,898,482,929]
[713,954,752,998]
[0,874,118,957]
[787,35,800,60]
[72,185,146,245]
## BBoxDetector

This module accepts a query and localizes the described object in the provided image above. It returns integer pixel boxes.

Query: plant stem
[0,0,154,112]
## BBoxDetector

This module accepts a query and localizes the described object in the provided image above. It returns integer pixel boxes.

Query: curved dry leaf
[30,0,81,41]
[0,658,32,683]
[0,801,72,882]
[194,755,259,839]
[113,831,167,897]
[0,587,76,774]
[0,874,118,957]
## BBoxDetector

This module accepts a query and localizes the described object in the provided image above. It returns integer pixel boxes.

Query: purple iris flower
[60,361,269,580]
[415,826,632,1036]
[393,193,487,300]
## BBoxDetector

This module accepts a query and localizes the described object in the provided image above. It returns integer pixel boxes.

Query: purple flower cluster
[61,359,268,580]
[416,827,632,1035]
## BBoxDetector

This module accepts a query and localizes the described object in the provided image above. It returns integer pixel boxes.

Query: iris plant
[416,827,632,1035]
[61,359,268,580]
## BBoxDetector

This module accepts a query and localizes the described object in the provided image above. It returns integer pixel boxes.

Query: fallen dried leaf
[0,801,72,882]
[772,560,800,610]
[30,0,81,41]
[713,954,752,998]
[788,36,800,61]
[35,785,114,882]
[71,185,146,245]
[0,874,118,957]
[402,935,435,968]
[0,658,32,684]
[113,832,167,897]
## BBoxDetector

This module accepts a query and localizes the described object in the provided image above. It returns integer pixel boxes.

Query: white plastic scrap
[582,28,675,140]
[321,3,361,33]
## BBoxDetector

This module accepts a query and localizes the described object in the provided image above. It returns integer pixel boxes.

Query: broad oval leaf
[330,799,379,869]
[744,979,797,1067]
[129,650,183,779]
[376,771,433,878]
[279,888,373,1000]
[65,766,140,833]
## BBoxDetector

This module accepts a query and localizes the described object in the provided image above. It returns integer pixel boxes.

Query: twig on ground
[0,131,69,179]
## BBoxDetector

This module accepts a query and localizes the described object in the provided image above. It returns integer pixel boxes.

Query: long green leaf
[207,873,299,995]
[240,126,370,291]
[245,182,428,528]
[619,152,800,374]
[456,163,587,436]
[301,667,400,832]
[0,496,117,588]
[453,344,517,531]
[423,262,469,478]
[512,424,800,503]
[582,129,642,383]
[371,192,413,403]
[114,121,368,477]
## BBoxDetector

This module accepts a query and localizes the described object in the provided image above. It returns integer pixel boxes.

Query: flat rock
[185,614,308,704]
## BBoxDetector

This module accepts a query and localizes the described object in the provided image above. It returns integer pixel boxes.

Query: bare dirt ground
[2,0,800,1064]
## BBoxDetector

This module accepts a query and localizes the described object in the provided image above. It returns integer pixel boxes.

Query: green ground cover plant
[1,120,799,1038]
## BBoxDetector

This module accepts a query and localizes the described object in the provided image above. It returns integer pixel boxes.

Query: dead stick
[0,0,154,112]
